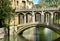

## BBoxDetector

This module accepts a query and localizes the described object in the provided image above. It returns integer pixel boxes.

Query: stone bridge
[16,7,60,34]
[17,22,60,34]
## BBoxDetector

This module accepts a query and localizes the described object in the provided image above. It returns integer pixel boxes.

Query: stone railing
[15,7,60,12]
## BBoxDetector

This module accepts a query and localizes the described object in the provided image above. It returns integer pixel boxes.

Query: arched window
[44,12,51,23]
[53,12,60,25]
[35,13,41,22]
[17,1,18,5]
[18,13,24,24]
[22,1,26,9]
[26,13,32,23]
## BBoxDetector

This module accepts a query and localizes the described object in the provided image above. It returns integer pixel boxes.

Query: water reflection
[0,34,60,41]
[17,35,29,41]
[1,34,37,41]
[0,35,29,41]
[38,27,60,41]
[44,28,52,41]
[0,39,4,41]
[0,27,60,41]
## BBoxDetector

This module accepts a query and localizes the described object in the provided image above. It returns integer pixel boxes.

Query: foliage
[0,0,15,27]
[35,0,60,8]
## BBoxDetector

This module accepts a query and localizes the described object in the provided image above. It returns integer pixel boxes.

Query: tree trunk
[0,19,2,27]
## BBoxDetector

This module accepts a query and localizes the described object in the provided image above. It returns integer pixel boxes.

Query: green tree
[0,0,15,28]
[35,0,60,8]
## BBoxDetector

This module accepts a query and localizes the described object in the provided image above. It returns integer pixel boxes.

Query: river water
[0,28,60,41]
[0,35,29,41]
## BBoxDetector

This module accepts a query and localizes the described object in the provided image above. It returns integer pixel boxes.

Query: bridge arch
[17,23,60,35]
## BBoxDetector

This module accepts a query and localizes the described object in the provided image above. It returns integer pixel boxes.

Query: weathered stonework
[9,0,34,35]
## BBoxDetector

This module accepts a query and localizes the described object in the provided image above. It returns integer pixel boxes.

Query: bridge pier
[9,26,14,35]
[9,26,17,35]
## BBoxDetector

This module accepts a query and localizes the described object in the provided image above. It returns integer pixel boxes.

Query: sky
[32,0,39,4]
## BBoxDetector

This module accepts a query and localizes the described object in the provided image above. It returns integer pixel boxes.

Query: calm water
[0,35,29,41]
[0,28,60,41]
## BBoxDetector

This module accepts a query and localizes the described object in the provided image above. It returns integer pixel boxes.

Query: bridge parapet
[15,7,60,12]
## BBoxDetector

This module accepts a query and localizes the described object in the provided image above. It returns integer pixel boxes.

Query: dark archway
[26,13,32,23]
[53,12,60,25]
[44,12,51,23]
[35,12,41,22]
[18,13,24,24]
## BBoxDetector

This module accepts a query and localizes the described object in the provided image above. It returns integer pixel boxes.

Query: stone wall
[9,26,17,35]
[0,28,5,38]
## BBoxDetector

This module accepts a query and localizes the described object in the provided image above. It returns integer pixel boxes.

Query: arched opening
[18,13,24,24]
[53,12,60,25]
[17,1,19,6]
[18,23,60,35]
[26,13,32,23]
[18,25,60,41]
[35,12,41,22]
[22,0,26,9]
[44,12,51,24]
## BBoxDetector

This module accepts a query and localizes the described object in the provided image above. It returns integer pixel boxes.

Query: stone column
[32,12,35,23]
[24,13,26,24]
[45,14,47,23]
[15,14,19,25]
[47,14,50,25]
[39,12,41,22]
[50,12,54,24]
[41,11,44,23]
[17,13,20,24]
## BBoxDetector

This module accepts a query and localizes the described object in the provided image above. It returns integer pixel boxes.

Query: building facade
[10,0,33,26]
[11,0,33,9]
[9,0,34,35]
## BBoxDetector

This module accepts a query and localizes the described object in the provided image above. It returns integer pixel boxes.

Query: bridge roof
[15,7,60,12]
